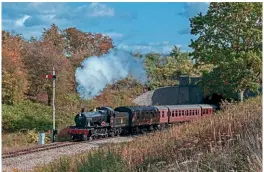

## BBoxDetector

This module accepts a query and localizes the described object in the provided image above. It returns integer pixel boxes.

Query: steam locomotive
[68,104,215,141]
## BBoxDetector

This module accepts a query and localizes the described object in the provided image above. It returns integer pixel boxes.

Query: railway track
[2,131,154,160]
[2,135,127,159]
[2,141,81,159]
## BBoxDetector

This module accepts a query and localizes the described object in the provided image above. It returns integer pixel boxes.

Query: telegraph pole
[52,67,56,142]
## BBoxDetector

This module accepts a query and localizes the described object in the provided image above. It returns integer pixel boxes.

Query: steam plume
[75,49,147,99]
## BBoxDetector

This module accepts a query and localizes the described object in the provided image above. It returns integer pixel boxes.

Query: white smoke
[75,49,148,99]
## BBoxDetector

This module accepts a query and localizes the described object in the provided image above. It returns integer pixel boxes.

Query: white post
[52,67,56,142]
[39,132,45,145]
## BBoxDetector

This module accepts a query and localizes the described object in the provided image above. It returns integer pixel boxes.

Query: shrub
[2,101,52,132]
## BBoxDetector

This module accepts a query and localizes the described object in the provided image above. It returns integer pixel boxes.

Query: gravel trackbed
[2,137,134,172]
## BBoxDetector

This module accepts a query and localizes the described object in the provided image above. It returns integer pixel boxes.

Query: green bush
[2,101,53,132]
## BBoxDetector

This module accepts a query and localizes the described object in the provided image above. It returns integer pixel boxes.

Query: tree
[144,51,195,89]
[40,25,114,95]
[41,25,114,68]
[42,23,65,53]
[2,31,29,104]
[189,2,262,101]
[63,27,114,68]
[22,41,74,105]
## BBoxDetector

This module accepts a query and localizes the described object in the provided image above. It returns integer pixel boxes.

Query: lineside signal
[42,74,56,79]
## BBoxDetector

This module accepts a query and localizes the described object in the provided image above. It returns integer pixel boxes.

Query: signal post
[42,67,57,142]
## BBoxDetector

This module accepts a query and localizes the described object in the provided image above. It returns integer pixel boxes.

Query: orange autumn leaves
[2,32,29,104]
[2,24,114,105]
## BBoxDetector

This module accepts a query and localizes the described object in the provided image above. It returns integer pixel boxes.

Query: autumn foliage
[2,31,28,104]
[2,24,114,106]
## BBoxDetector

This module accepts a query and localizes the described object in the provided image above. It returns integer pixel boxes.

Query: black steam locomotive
[69,107,130,141]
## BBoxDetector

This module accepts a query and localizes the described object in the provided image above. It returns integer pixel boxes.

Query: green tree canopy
[189,2,262,101]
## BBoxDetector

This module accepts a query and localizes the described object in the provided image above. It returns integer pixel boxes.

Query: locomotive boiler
[74,109,111,128]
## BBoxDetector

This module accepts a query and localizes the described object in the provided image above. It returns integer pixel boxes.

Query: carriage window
[162,111,164,118]
[172,111,175,117]
[176,111,178,117]
[182,110,184,116]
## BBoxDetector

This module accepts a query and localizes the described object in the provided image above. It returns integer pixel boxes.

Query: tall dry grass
[34,96,262,172]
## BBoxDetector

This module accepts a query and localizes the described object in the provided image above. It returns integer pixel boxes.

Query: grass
[31,96,262,172]
[2,129,52,152]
